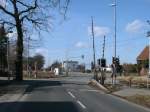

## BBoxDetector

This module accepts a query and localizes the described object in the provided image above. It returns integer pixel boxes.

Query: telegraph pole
[102,36,106,58]
[91,17,96,80]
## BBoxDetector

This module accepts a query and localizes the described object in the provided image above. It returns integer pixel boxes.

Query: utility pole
[100,35,106,85]
[148,38,150,89]
[91,17,96,80]
[147,20,150,88]
[102,36,106,58]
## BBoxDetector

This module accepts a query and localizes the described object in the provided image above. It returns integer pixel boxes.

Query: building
[137,46,149,75]
[63,61,78,72]
[137,46,149,67]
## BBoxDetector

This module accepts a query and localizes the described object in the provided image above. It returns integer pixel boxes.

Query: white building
[63,61,78,72]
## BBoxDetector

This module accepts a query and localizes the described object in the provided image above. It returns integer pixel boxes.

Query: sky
[31,0,150,68]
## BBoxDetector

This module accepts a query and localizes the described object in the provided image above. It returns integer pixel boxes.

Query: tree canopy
[24,53,45,70]
[0,0,70,80]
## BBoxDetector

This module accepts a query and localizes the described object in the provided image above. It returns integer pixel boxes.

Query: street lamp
[110,0,117,85]
[111,0,117,58]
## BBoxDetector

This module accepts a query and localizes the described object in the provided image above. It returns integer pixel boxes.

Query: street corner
[88,79,110,93]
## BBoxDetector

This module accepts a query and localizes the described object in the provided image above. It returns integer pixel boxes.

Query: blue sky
[32,0,150,68]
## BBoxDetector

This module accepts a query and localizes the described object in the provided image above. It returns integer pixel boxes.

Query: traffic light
[112,57,116,64]
[112,57,120,65]
[98,58,106,67]
[112,57,120,73]
[115,58,120,66]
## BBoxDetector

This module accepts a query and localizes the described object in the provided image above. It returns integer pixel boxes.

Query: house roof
[137,46,149,61]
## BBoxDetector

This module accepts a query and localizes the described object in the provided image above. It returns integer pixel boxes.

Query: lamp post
[110,0,117,85]
[111,0,117,58]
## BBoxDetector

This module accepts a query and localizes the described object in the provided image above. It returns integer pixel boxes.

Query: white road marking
[77,100,86,109]
[68,91,76,99]
[79,89,100,92]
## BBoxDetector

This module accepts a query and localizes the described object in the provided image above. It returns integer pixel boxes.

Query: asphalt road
[0,74,149,112]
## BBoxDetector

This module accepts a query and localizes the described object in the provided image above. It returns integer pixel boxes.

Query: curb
[88,79,110,93]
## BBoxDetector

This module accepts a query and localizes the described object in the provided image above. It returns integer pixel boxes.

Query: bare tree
[0,0,70,81]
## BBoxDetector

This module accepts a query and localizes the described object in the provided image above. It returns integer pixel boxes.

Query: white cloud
[126,20,145,33]
[88,26,110,37]
[35,48,48,55]
[75,41,88,48]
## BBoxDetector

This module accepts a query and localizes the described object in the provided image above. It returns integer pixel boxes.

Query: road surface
[0,74,149,112]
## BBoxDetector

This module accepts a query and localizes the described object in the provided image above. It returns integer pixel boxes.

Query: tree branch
[0,20,16,26]
[0,4,14,17]
[19,0,38,16]
[17,0,31,8]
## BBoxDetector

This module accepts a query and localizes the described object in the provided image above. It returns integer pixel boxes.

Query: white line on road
[77,100,86,109]
[68,91,76,99]
[79,89,100,92]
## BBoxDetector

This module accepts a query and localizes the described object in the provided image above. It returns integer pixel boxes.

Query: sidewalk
[113,87,150,108]
[0,81,28,102]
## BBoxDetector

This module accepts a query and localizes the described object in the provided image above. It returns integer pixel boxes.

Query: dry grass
[125,94,150,108]
[117,76,149,88]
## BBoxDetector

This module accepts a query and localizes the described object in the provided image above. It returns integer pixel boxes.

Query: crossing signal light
[116,58,120,65]
[98,58,106,67]
[112,57,120,65]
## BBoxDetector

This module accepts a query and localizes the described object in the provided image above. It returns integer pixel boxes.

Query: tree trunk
[15,18,23,81]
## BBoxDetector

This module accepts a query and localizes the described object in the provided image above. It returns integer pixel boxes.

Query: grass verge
[124,94,150,108]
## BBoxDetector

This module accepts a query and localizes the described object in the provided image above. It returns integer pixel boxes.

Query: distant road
[0,74,149,112]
